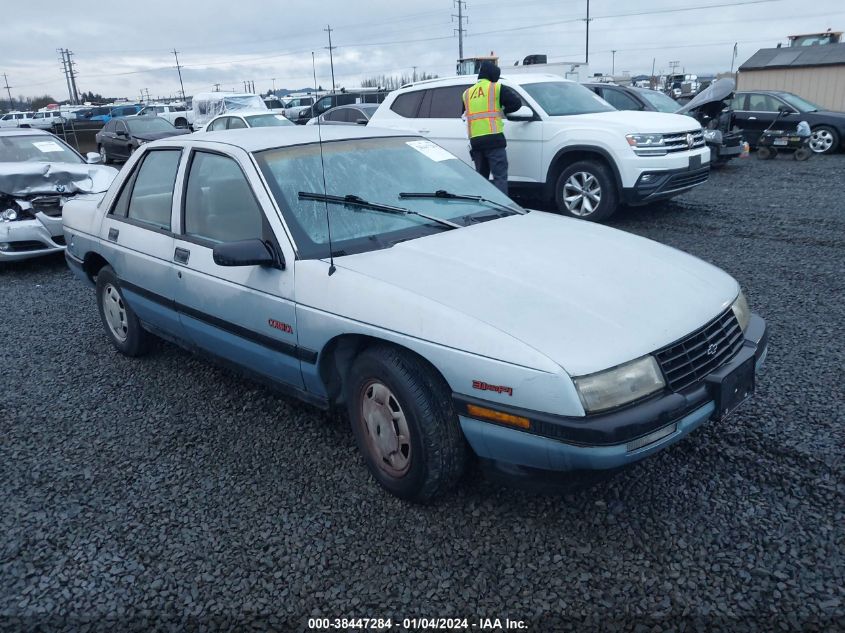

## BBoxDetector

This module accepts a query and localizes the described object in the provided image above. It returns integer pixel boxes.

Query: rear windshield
[522,81,615,116]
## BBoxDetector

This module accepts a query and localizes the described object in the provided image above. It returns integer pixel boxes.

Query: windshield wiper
[298,192,461,230]
[399,189,526,215]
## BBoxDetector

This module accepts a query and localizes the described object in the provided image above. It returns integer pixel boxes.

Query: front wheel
[96,266,150,357]
[174,118,187,128]
[98,144,111,164]
[809,125,839,154]
[346,346,467,502]
[554,160,618,222]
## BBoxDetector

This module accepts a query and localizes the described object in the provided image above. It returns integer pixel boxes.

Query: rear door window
[227,117,247,129]
[427,85,470,118]
[747,94,780,112]
[601,88,640,111]
[390,91,424,118]
[126,150,181,230]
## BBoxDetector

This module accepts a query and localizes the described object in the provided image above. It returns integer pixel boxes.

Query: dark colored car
[586,81,743,166]
[296,90,388,124]
[78,104,142,123]
[731,91,845,154]
[584,83,681,114]
[95,116,189,163]
[307,103,379,126]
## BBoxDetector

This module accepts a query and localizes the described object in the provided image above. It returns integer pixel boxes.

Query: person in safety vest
[461,61,521,194]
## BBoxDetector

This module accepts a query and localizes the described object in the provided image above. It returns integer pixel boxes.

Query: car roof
[0,128,52,137]
[210,110,277,118]
[177,125,413,152]
[397,73,570,91]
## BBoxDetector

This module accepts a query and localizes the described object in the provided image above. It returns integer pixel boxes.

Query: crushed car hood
[334,211,739,376]
[677,78,735,114]
[0,162,118,197]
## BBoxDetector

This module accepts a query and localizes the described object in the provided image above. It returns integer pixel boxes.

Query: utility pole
[271,78,276,93]
[452,0,467,60]
[730,42,738,74]
[412,66,417,82]
[67,50,80,104]
[651,57,656,88]
[172,49,186,100]
[611,50,616,76]
[668,60,680,75]
[584,0,592,65]
[213,83,221,92]
[3,74,12,110]
[58,49,73,104]
[324,25,336,92]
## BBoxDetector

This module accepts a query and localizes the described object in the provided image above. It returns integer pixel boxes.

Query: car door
[735,93,795,144]
[600,87,643,111]
[414,84,474,164]
[172,148,304,389]
[113,120,131,159]
[499,82,544,183]
[98,149,182,337]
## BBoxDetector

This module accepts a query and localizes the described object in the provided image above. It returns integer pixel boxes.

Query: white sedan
[61,126,767,501]
[203,110,294,132]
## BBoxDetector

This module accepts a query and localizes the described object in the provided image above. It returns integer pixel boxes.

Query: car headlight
[626,133,665,148]
[1,208,18,222]
[731,291,751,334]
[573,355,666,413]
[703,129,723,143]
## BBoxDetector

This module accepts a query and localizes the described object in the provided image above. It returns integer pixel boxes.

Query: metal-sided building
[737,43,845,111]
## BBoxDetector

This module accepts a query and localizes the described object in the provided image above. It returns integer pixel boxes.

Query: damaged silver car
[0,129,117,262]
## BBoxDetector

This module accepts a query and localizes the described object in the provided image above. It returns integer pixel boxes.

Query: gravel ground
[1,153,843,632]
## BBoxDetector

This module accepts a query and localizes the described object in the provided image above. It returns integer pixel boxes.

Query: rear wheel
[346,346,467,502]
[757,146,774,160]
[809,126,838,154]
[96,266,150,357]
[174,117,187,128]
[554,160,618,222]
[794,147,811,161]
[98,144,111,164]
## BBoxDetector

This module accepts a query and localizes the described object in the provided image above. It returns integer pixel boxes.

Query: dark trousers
[471,146,509,195]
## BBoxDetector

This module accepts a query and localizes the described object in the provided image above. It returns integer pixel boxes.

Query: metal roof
[739,43,845,71]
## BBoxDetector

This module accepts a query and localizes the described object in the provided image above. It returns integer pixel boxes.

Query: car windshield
[255,136,520,258]
[522,81,615,116]
[0,134,82,164]
[778,93,822,113]
[245,114,294,127]
[638,89,679,113]
[127,118,176,134]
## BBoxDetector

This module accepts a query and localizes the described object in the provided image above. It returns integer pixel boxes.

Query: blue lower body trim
[459,401,715,472]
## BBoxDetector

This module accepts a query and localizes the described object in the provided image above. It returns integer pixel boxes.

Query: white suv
[369,74,710,221]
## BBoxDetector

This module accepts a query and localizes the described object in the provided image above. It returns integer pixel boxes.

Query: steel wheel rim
[99,145,107,162]
[809,129,833,153]
[102,283,129,342]
[563,171,602,216]
[359,380,412,477]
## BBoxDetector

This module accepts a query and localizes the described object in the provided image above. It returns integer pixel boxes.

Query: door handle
[107,227,119,242]
[174,247,190,264]
[748,117,757,120]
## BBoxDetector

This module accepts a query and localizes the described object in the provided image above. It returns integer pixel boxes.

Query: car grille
[31,196,63,217]
[663,167,709,191]
[654,308,744,392]
[664,130,706,153]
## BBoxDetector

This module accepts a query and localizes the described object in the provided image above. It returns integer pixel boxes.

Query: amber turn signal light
[466,404,531,429]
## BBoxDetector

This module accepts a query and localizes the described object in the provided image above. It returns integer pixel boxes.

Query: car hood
[550,110,701,132]
[334,211,739,376]
[0,162,118,196]
[676,78,735,114]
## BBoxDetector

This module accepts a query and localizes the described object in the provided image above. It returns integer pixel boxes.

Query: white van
[190,93,267,132]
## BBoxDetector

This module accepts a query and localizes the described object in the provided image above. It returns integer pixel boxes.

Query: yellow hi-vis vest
[463,79,503,139]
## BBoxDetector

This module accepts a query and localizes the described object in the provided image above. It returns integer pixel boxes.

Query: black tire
[757,146,772,160]
[554,159,618,222]
[95,266,150,357]
[809,125,839,155]
[346,346,467,502]
[98,144,111,165]
[174,118,187,128]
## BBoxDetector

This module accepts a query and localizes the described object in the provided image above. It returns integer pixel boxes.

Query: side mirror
[116,130,128,137]
[86,152,102,164]
[356,118,368,125]
[777,105,791,115]
[506,105,535,121]
[213,239,279,268]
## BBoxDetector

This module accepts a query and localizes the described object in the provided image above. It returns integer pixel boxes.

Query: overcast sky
[2,0,844,102]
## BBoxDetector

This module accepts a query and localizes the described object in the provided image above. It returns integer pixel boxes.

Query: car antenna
[312,52,336,276]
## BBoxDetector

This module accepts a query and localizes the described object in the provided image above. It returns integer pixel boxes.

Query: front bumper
[0,214,65,262]
[621,164,710,206]
[456,314,767,472]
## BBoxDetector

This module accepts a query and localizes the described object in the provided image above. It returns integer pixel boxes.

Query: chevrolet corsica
[62,127,768,501]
